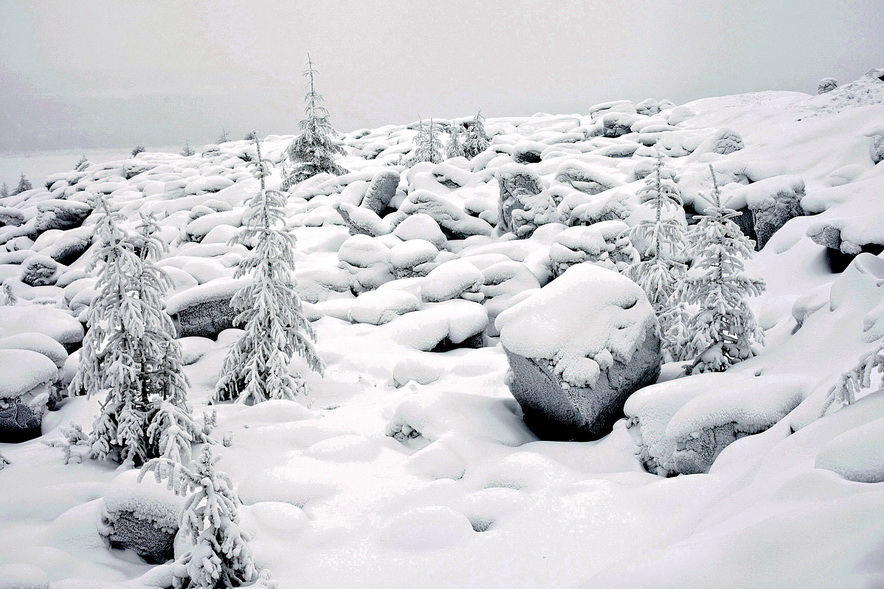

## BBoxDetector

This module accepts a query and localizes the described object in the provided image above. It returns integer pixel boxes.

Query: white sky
[1,0,882,153]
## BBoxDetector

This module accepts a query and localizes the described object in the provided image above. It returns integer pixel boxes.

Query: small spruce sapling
[181,141,195,157]
[462,110,490,159]
[408,118,443,165]
[13,172,32,195]
[140,446,259,588]
[676,165,765,374]
[215,133,323,404]
[820,343,884,416]
[445,122,466,159]
[75,154,90,171]
[280,55,347,189]
[131,145,146,157]
[217,128,230,144]
[0,183,9,199]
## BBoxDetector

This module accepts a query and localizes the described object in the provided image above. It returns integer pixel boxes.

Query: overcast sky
[1,0,882,153]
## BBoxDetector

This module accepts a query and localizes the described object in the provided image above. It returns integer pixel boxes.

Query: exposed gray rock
[496,164,560,238]
[741,176,806,250]
[497,264,662,441]
[34,199,92,232]
[671,421,751,475]
[361,169,400,215]
[871,134,884,165]
[635,98,660,116]
[171,297,239,339]
[0,206,25,227]
[0,391,44,443]
[817,77,839,94]
[20,255,61,287]
[102,510,176,564]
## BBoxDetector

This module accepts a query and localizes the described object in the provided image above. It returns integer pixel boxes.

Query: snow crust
[0,349,58,399]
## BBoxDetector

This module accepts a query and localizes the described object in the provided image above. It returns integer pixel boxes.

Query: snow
[1,73,884,588]
[0,333,68,369]
[164,277,248,315]
[0,349,58,399]
[419,259,484,303]
[497,263,655,387]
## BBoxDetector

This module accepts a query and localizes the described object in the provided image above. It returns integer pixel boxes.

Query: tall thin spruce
[215,132,323,404]
[280,54,346,189]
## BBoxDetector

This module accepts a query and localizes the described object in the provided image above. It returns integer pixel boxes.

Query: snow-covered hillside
[1,70,883,588]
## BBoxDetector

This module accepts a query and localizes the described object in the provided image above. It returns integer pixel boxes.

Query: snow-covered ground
[1,71,883,588]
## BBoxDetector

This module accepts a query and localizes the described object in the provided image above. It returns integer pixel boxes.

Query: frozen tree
[280,55,346,190]
[215,133,323,404]
[462,110,490,159]
[676,165,765,374]
[622,153,688,359]
[217,128,230,144]
[445,122,465,159]
[131,145,146,157]
[408,119,443,165]
[140,446,259,588]
[2,281,16,305]
[13,172,32,195]
[75,154,90,171]
[0,183,9,199]
[181,141,195,157]
[820,343,884,416]
[70,205,197,465]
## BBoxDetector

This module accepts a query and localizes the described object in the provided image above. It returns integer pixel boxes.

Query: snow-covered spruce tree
[280,55,346,190]
[820,343,884,416]
[13,172,32,195]
[624,153,687,307]
[676,165,765,374]
[408,118,443,165]
[70,205,198,465]
[140,446,260,588]
[0,183,9,199]
[462,110,490,159]
[181,141,195,157]
[445,122,465,159]
[75,154,90,171]
[215,133,323,404]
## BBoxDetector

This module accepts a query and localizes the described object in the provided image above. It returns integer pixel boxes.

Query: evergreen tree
[181,141,195,157]
[140,446,259,588]
[445,122,466,159]
[0,183,9,198]
[217,128,230,144]
[462,110,490,159]
[676,165,765,374]
[75,154,90,172]
[131,145,146,157]
[280,55,346,190]
[408,118,443,165]
[215,133,323,404]
[13,172,32,195]
[70,204,198,465]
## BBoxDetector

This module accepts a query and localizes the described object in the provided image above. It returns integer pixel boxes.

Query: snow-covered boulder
[495,164,561,238]
[19,254,61,287]
[480,261,541,336]
[99,470,185,564]
[389,239,439,279]
[497,264,661,440]
[817,77,839,94]
[165,277,247,338]
[420,260,484,303]
[34,199,92,233]
[625,373,807,476]
[348,290,421,325]
[0,306,84,351]
[0,349,58,442]
[361,169,400,215]
[869,133,884,165]
[334,202,390,237]
[382,299,488,352]
[391,190,492,240]
[337,234,394,292]
[392,213,447,247]
[738,175,806,250]
[547,221,638,278]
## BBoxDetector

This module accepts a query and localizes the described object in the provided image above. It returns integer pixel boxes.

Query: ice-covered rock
[736,175,806,250]
[495,164,561,238]
[99,470,185,563]
[625,373,807,476]
[497,264,661,440]
[0,349,58,442]
[547,221,638,278]
[165,277,247,338]
[360,169,401,215]
[391,190,493,240]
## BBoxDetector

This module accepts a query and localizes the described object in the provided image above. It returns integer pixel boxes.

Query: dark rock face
[671,422,749,475]
[503,325,662,441]
[361,169,400,215]
[34,200,92,232]
[171,297,239,339]
[0,395,43,443]
[808,223,884,272]
[731,206,757,243]
[104,510,176,564]
[748,183,805,250]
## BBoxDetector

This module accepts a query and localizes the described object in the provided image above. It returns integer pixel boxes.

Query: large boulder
[495,164,561,238]
[496,264,661,440]
[738,175,806,250]
[99,470,184,564]
[361,169,401,215]
[34,199,93,232]
[0,349,58,442]
[165,278,247,339]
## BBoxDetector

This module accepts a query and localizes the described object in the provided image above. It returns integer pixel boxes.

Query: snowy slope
[0,71,883,588]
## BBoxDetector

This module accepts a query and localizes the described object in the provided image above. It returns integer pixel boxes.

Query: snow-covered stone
[392,213,447,247]
[420,260,484,303]
[495,164,560,238]
[391,190,492,240]
[737,175,806,250]
[547,221,638,278]
[497,264,661,440]
[348,290,421,325]
[165,277,247,338]
[0,349,57,442]
[360,169,400,214]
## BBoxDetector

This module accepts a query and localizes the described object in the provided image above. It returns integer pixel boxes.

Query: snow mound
[381,300,488,351]
[0,306,84,346]
[420,260,484,303]
[0,333,68,369]
[348,290,421,325]
[165,276,248,315]
[815,413,884,483]
[380,506,474,551]
[0,349,59,398]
